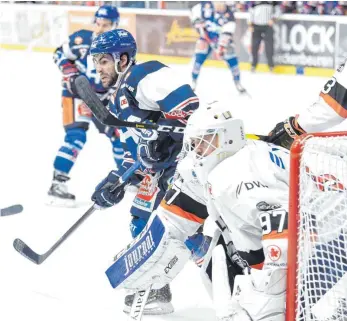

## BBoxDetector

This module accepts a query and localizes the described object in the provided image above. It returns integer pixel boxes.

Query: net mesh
[296,136,347,321]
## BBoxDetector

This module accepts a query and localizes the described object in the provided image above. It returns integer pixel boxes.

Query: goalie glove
[266,116,305,150]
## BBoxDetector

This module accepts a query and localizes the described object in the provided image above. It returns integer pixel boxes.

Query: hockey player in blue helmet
[190,1,247,94]
[89,29,210,315]
[47,5,124,207]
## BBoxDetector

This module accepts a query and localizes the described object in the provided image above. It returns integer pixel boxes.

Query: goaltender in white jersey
[105,101,290,321]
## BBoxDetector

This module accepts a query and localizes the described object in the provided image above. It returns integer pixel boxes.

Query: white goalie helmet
[184,101,246,185]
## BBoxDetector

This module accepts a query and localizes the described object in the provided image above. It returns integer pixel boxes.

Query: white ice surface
[0,50,326,321]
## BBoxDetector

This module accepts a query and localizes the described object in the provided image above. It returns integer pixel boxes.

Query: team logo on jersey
[119,95,129,109]
[164,109,192,120]
[267,245,281,262]
[74,36,83,45]
[256,201,281,211]
[235,181,268,199]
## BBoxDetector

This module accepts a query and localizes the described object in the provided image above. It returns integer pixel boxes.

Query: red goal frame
[286,131,347,321]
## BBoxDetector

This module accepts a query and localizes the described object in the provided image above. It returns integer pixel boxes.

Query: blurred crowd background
[5,1,347,15]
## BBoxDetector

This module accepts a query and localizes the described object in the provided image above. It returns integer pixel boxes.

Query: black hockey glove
[92,170,126,208]
[266,116,305,150]
[137,130,180,172]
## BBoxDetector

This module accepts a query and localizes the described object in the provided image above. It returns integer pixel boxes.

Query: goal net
[287,132,347,321]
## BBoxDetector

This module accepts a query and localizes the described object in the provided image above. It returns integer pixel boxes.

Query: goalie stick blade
[13,238,44,265]
[128,286,152,321]
[0,204,23,216]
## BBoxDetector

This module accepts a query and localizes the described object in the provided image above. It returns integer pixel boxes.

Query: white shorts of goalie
[287,132,347,321]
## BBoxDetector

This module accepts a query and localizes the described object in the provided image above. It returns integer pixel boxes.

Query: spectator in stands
[296,1,326,14]
[280,1,297,13]
[331,1,347,15]
[233,1,252,12]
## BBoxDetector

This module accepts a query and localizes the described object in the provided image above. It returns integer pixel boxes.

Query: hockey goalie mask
[184,101,246,185]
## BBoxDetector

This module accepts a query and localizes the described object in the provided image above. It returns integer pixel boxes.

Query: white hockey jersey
[298,60,347,133]
[158,139,290,270]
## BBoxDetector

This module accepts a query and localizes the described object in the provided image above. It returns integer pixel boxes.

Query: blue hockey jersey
[109,60,199,171]
[54,29,105,95]
[191,2,236,42]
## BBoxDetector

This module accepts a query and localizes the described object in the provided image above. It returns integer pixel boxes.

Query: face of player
[214,2,227,12]
[93,53,128,88]
[94,18,114,36]
[192,133,219,158]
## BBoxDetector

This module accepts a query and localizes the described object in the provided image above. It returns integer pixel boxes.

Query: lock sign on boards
[274,19,336,69]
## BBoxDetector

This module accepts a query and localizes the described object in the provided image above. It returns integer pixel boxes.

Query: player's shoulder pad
[69,29,93,46]
[124,61,168,90]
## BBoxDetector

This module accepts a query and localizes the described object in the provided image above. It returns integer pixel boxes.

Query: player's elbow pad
[105,214,191,291]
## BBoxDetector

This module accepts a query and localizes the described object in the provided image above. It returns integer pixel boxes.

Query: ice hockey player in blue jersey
[89,29,202,315]
[47,5,124,207]
[191,1,247,94]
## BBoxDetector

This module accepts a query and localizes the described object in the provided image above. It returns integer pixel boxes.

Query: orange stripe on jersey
[262,229,288,241]
[319,92,347,118]
[160,200,205,224]
[251,262,264,270]
[62,97,74,126]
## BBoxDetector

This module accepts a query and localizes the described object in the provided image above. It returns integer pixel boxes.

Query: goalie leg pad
[229,268,286,321]
[106,214,191,290]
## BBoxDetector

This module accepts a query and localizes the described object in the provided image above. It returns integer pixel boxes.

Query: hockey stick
[128,285,153,321]
[13,161,141,265]
[0,204,23,216]
[75,75,185,134]
[76,75,266,139]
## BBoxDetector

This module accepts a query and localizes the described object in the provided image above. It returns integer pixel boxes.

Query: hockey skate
[235,82,252,98]
[123,284,174,315]
[46,171,76,207]
[235,81,246,94]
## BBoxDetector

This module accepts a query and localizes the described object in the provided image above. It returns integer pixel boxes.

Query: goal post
[287,132,347,321]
